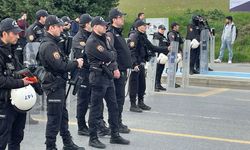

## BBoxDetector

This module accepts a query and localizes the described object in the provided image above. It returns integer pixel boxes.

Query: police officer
[59,16,73,56]
[71,13,92,136]
[106,8,132,133]
[38,15,85,150]
[153,25,169,91]
[167,22,184,88]
[86,16,130,149]
[0,18,34,150]
[129,12,145,33]
[26,9,48,42]
[128,20,169,113]
[186,15,202,75]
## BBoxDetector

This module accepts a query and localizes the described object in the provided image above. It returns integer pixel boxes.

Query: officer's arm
[145,37,169,54]
[45,45,78,73]
[128,34,139,67]
[0,64,24,89]
[85,40,115,63]
[186,25,196,40]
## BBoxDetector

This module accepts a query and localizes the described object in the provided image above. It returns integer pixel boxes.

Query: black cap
[91,16,109,27]
[134,20,150,28]
[0,18,22,33]
[35,9,49,20]
[226,16,233,21]
[109,8,126,20]
[158,24,166,30]
[171,22,179,29]
[79,14,92,25]
[45,15,64,29]
[61,16,71,23]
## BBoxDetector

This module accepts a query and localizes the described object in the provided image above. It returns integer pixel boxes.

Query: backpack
[232,25,238,40]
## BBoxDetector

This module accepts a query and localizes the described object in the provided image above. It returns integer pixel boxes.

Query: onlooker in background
[16,12,29,64]
[214,16,236,64]
[129,12,145,32]
[71,17,80,36]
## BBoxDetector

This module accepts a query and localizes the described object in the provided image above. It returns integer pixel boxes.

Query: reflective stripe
[48,99,62,103]
[0,114,6,118]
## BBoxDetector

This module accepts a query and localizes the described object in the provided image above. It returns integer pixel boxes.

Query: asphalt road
[21,86,250,150]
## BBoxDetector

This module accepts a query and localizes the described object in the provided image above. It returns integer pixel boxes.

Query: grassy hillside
[118,0,250,62]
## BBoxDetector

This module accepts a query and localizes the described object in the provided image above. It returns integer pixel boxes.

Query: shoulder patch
[130,41,135,48]
[29,35,34,41]
[80,41,86,46]
[53,51,61,59]
[97,45,105,52]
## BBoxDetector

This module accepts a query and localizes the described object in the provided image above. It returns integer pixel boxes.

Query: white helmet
[10,85,37,112]
[190,39,200,49]
[157,53,168,64]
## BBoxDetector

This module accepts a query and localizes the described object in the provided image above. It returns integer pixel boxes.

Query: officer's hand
[113,69,120,79]
[133,66,140,72]
[22,77,34,86]
[76,58,84,68]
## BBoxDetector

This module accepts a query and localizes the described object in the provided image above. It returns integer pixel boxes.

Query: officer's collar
[80,28,91,36]
[44,32,61,43]
[35,21,45,28]
[109,25,123,35]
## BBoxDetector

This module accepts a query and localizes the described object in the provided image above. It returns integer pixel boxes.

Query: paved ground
[21,86,250,150]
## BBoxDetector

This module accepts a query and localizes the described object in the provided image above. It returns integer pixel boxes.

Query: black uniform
[72,27,91,134]
[186,21,201,74]
[26,21,45,42]
[86,31,120,139]
[128,30,168,108]
[153,32,169,89]
[0,39,27,150]
[106,25,132,129]
[39,32,79,149]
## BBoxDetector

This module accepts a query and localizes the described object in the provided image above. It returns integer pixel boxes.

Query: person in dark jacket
[0,18,34,150]
[38,15,85,150]
[106,8,132,133]
[128,20,170,113]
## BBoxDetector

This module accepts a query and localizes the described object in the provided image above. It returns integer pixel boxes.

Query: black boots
[155,84,167,92]
[119,122,131,134]
[89,137,106,149]
[78,123,89,136]
[130,102,142,113]
[138,100,151,111]
[110,132,130,145]
[63,138,85,150]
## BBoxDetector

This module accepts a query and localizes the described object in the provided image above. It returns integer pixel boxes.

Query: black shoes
[110,135,130,145]
[119,123,131,134]
[89,138,106,149]
[155,85,167,91]
[63,140,85,150]
[78,126,89,136]
[138,102,151,110]
[175,84,181,88]
[130,104,143,113]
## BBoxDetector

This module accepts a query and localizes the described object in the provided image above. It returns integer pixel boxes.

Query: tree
[0,0,119,22]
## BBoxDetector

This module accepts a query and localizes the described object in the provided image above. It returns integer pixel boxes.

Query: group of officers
[0,7,209,150]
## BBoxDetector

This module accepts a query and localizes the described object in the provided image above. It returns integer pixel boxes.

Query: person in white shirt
[215,16,236,64]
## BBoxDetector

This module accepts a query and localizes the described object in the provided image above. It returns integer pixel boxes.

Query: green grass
[118,0,250,62]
